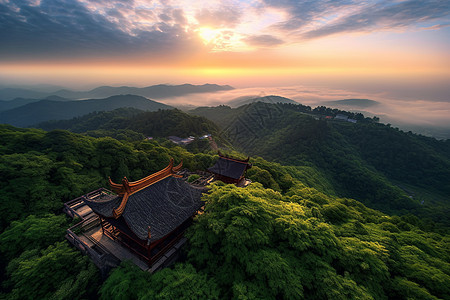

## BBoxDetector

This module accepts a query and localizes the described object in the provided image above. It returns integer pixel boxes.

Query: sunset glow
[2,3,450,298]
[0,0,449,101]
[198,27,219,45]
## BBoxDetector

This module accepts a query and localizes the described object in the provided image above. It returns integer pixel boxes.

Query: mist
[159,85,450,138]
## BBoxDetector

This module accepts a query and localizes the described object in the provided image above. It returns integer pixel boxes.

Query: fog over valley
[159,85,450,139]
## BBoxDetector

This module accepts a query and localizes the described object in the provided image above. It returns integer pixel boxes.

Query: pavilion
[207,151,252,185]
[82,158,205,266]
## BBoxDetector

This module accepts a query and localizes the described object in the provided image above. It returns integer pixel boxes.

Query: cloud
[243,34,284,47]
[0,0,125,56]
[0,0,202,61]
[301,0,450,39]
[261,0,450,39]
[262,0,358,31]
[172,8,187,25]
[421,23,450,31]
[195,4,242,28]
[160,85,450,130]
[264,0,450,40]
[1,0,449,59]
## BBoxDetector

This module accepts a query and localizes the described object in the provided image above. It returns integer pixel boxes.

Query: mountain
[1,125,448,300]
[190,102,450,224]
[37,107,220,140]
[44,95,73,101]
[0,88,49,100]
[0,94,172,127]
[0,97,42,111]
[0,96,73,112]
[0,84,234,100]
[0,84,66,92]
[323,99,380,108]
[227,95,297,108]
[189,105,235,128]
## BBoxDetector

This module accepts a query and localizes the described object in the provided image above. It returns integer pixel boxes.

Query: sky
[0,0,449,123]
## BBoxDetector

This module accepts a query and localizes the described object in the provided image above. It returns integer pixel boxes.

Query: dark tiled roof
[83,191,120,218]
[84,176,205,241]
[208,157,249,179]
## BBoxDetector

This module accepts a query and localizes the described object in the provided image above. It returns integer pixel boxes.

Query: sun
[196,27,248,52]
[198,27,220,45]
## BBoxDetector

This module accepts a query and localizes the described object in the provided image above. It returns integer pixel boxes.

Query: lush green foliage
[0,95,172,127]
[0,212,99,300]
[99,262,220,299]
[0,125,218,298]
[38,108,219,139]
[187,174,201,183]
[4,242,100,300]
[334,122,450,193]
[101,182,449,299]
[1,122,449,300]
[191,102,450,225]
[0,214,67,261]
[0,124,219,230]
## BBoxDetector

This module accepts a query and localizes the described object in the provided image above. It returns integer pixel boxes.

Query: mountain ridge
[37,107,221,141]
[0,94,172,127]
[227,95,297,108]
[190,101,450,224]
[0,95,74,112]
[0,83,234,100]
[323,98,380,108]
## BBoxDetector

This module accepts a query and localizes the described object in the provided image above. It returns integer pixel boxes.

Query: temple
[208,151,252,185]
[64,155,252,274]
[81,158,205,267]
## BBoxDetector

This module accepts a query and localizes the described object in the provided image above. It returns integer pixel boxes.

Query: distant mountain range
[227,95,297,108]
[0,96,73,112]
[322,99,379,108]
[0,84,234,101]
[0,95,172,127]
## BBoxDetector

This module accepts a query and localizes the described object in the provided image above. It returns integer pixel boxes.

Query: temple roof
[83,159,204,242]
[208,154,251,180]
[83,176,205,241]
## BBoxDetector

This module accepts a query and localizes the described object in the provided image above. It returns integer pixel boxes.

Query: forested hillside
[0,125,217,299]
[38,108,220,140]
[0,95,172,127]
[0,125,448,299]
[227,95,298,108]
[190,102,450,224]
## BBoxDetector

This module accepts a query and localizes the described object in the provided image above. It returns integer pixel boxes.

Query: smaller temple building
[208,152,252,185]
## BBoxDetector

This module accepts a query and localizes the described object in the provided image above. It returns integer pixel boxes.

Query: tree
[4,242,99,300]
[0,214,67,261]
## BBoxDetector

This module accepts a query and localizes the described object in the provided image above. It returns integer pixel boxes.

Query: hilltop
[0,96,73,112]
[227,95,297,108]
[0,95,172,127]
[190,101,450,224]
[38,108,220,141]
[323,99,380,108]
